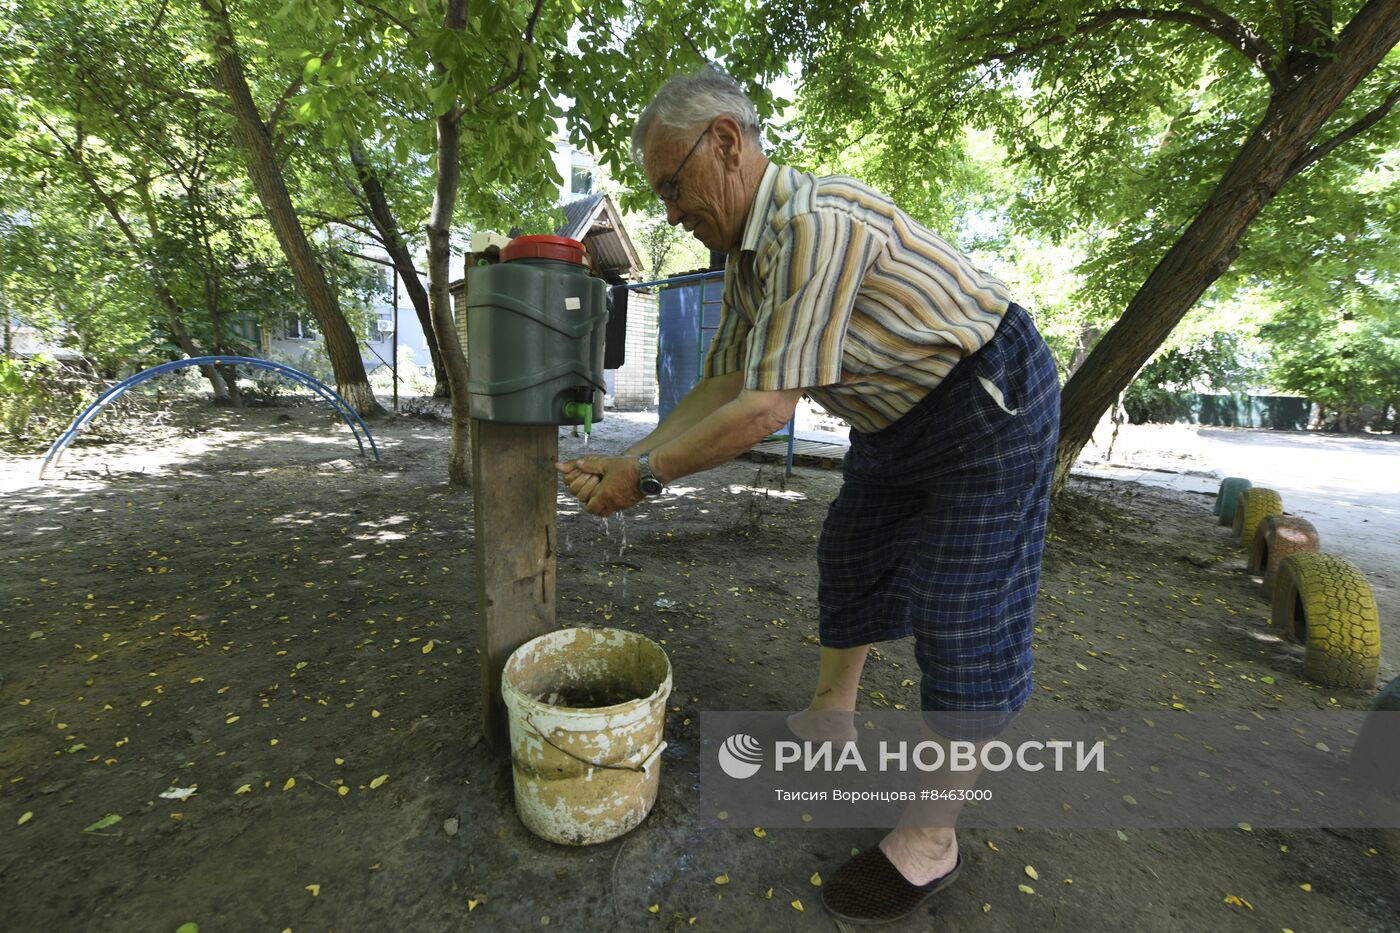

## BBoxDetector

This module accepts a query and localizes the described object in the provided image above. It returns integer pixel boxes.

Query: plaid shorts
[818,303,1059,728]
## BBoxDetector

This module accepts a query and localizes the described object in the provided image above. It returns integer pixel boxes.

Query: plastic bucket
[501,627,672,845]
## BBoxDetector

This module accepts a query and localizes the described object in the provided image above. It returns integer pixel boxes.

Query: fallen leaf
[809,872,822,887]
[468,899,479,911]
[83,813,122,833]
[987,840,1000,852]
[1300,883,1312,892]
[1018,884,1035,895]
[422,641,434,654]
[791,900,804,912]
[371,710,381,719]
[647,904,659,913]
[370,774,389,789]
[175,924,199,933]
[752,827,766,838]
[283,777,296,791]
[233,783,253,796]
[982,903,992,913]
[1116,830,1129,842]
[338,786,349,797]
[306,884,320,897]
[1122,795,1137,806]
[1024,865,1039,881]
[764,888,773,899]
[17,812,33,826]
[1222,895,1253,910]
[714,873,730,885]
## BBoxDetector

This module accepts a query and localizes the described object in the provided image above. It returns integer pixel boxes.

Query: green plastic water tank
[464,235,607,426]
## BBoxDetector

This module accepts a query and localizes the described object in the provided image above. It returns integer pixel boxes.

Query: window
[285,315,318,340]
[570,164,594,196]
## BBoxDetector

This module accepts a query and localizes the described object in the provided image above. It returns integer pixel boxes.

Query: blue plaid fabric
[818,303,1060,731]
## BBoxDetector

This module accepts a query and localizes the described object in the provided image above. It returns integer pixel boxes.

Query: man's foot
[785,708,858,745]
[879,828,958,886]
[821,844,962,925]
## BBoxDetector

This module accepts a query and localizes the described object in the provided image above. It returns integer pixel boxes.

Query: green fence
[1125,393,1311,429]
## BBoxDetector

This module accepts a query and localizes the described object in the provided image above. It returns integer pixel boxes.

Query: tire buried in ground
[1253,515,1321,595]
[1270,552,1381,690]
[1216,477,1252,524]
[1233,486,1283,547]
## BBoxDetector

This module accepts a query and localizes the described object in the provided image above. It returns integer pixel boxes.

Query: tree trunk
[346,139,451,397]
[200,0,384,418]
[427,0,475,486]
[1052,0,1400,494]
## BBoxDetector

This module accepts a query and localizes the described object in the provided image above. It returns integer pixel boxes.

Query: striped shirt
[703,163,1012,433]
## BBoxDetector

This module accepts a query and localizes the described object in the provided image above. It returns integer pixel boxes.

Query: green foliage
[0,354,91,449]
[1124,331,1262,423]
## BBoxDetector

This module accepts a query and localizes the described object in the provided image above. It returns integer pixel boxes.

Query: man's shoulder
[772,169,898,233]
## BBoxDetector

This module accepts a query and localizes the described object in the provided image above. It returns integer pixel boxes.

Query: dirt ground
[1,396,1397,933]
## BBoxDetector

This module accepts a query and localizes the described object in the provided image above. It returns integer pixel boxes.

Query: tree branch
[347,0,418,37]
[1288,83,1400,178]
[266,77,304,135]
[975,6,1282,89]
[476,0,546,103]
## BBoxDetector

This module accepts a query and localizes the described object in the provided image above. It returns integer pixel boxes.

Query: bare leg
[787,645,870,743]
[880,736,986,885]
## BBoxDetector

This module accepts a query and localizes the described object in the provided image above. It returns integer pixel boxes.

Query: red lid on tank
[501,235,589,267]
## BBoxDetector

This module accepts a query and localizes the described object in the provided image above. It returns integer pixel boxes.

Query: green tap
[562,401,593,435]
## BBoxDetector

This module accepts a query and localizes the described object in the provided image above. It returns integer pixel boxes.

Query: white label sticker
[564,296,581,311]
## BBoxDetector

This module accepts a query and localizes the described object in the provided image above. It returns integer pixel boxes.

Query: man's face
[643,121,733,253]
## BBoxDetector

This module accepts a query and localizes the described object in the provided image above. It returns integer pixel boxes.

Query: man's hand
[554,456,644,517]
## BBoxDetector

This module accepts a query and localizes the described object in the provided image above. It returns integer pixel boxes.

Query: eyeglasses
[655,127,710,203]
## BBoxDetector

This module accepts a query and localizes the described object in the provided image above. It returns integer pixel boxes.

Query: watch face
[641,478,664,495]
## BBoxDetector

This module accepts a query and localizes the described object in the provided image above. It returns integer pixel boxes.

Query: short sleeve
[701,263,753,378]
[743,209,885,391]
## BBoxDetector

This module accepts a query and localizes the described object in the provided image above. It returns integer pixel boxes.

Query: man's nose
[665,201,683,226]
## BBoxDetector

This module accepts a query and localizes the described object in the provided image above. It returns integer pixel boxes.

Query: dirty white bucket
[501,626,672,845]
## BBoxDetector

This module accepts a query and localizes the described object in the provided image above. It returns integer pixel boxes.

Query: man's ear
[710,116,747,166]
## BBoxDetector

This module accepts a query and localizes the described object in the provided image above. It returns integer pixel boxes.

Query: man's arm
[621,371,744,456]
[557,386,803,517]
[648,387,803,484]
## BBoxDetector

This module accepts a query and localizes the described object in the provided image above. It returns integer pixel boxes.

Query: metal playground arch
[38,355,380,479]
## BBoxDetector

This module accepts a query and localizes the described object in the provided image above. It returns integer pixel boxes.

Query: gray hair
[631,66,762,164]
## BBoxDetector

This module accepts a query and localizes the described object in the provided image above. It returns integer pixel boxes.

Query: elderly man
[556,67,1059,925]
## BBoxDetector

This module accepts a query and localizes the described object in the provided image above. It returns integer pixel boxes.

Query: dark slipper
[821,847,962,925]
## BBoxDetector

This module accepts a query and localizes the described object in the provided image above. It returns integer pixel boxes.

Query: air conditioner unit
[376,319,394,333]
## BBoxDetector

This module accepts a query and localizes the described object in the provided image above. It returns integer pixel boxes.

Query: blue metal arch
[39,355,380,479]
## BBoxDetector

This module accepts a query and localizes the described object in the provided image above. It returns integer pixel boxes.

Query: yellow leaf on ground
[765,888,773,899]
[1223,895,1254,910]
[1300,883,1312,892]
[647,904,659,913]
[338,786,349,796]
[1025,865,1039,880]
[791,900,804,912]
[283,777,296,791]
[369,774,389,789]
[987,840,1000,852]
[752,827,766,838]
[226,716,239,724]
[810,872,822,886]
[422,641,434,654]
[305,884,320,896]
[18,812,33,825]
[371,710,381,719]
[713,874,729,885]
[235,785,251,795]
[1018,884,1035,895]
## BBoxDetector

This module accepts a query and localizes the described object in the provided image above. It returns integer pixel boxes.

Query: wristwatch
[638,453,664,496]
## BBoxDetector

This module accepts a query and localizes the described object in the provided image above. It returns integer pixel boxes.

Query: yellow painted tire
[1270,553,1381,689]
[1232,486,1283,547]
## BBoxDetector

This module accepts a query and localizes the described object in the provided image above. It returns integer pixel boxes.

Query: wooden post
[462,248,559,748]
[473,421,558,747]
